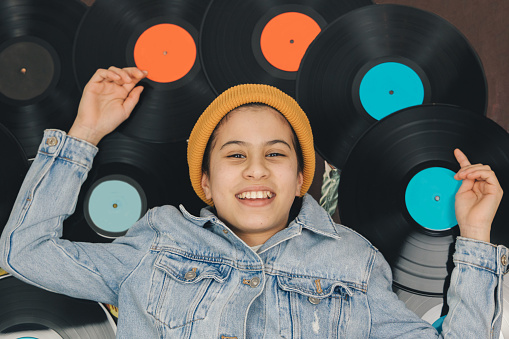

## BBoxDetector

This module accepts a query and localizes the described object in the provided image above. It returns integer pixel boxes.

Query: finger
[463,169,501,187]
[122,86,144,115]
[107,66,135,85]
[120,68,148,92]
[88,68,121,83]
[454,148,471,168]
[455,164,491,180]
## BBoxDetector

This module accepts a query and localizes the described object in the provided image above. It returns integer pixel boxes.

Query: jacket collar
[180,194,340,241]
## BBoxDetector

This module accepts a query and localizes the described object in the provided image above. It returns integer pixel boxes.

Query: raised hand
[454,148,503,242]
[68,67,147,145]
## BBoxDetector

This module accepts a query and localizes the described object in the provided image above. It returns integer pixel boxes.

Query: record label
[84,174,147,238]
[133,23,196,83]
[358,62,425,120]
[259,12,321,72]
[405,167,461,231]
[0,39,57,101]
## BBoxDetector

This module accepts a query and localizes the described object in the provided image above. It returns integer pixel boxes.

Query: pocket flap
[155,251,232,284]
[277,275,353,299]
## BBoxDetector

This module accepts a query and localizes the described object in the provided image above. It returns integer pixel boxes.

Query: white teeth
[237,191,274,200]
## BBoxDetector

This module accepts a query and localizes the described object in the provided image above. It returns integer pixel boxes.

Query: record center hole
[163,51,168,56]
[290,39,295,44]
[434,195,440,202]
[20,68,27,75]
[113,203,118,208]
[389,90,394,95]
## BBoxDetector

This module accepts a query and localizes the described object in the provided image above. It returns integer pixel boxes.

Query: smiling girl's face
[201,105,303,246]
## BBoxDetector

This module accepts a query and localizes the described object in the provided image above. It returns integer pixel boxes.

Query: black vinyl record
[73,0,216,143]
[0,275,116,338]
[0,122,29,234]
[200,0,373,97]
[297,4,487,169]
[338,105,509,296]
[62,132,205,243]
[0,0,86,158]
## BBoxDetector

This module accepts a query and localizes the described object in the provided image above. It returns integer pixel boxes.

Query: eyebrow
[220,139,292,150]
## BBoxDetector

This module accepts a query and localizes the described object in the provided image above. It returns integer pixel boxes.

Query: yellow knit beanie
[187,84,315,206]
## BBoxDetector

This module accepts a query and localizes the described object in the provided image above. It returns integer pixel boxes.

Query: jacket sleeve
[367,237,508,338]
[0,129,154,306]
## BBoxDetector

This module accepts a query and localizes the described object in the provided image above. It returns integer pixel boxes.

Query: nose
[243,155,269,180]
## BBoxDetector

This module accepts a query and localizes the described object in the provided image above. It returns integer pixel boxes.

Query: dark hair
[201,103,304,174]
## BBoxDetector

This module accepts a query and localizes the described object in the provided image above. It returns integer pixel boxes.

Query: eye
[227,153,245,159]
[267,152,285,157]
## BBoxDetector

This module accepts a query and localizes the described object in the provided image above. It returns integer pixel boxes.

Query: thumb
[123,86,144,116]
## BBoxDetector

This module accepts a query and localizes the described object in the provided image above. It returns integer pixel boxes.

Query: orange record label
[0,267,7,277]
[260,12,321,72]
[105,303,119,318]
[134,23,196,83]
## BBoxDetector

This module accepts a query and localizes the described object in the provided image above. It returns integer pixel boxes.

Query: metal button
[502,254,508,266]
[249,277,261,288]
[46,136,58,146]
[308,297,321,305]
[184,270,197,280]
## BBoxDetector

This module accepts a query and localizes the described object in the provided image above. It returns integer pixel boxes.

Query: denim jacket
[1,130,508,339]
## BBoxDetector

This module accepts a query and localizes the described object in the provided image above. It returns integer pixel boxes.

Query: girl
[1,67,505,338]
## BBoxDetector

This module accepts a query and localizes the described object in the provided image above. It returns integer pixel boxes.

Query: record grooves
[338,105,509,296]
[73,0,216,143]
[0,122,29,235]
[296,4,487,169]
[200,0,373,97]
[0,275,116,338]
[0,0,86,158]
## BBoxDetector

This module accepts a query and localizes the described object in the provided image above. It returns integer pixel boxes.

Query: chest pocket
[147,251,232,329]
[277,275,353,339]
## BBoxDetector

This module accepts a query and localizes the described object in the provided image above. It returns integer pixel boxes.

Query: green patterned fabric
[319,161,341,217]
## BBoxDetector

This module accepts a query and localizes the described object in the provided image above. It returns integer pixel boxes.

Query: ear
[201,172,212,200]
[295,171,304,196]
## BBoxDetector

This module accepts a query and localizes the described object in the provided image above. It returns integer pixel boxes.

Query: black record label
[200,0,372,97]
[338,105,509,296]
[296,4,487,169]
[73,0,216,143]
[0,0,86,158]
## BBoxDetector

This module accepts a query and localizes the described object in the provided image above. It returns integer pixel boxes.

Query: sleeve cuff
[38,129,98,169]
[454,236,509,275]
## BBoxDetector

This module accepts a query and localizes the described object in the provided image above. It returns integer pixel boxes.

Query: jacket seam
[118,209,160,292]
[453,259,497,274]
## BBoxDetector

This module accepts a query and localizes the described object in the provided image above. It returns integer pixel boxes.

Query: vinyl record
[0,275,116,338]
[297,4,487,169]
[0,0,86,158]
[395,281,509,338]
[200,0,373,97]
[338,105,509,296]
[395,287,445,324]
[73,0,216,143]
[0,122,29,234]
[62,132,205,242]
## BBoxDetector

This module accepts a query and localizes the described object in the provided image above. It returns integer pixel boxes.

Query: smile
[236,191,275,200]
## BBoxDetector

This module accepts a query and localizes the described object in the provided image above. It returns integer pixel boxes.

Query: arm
[0,67,149,305]
[367,239,507,338]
